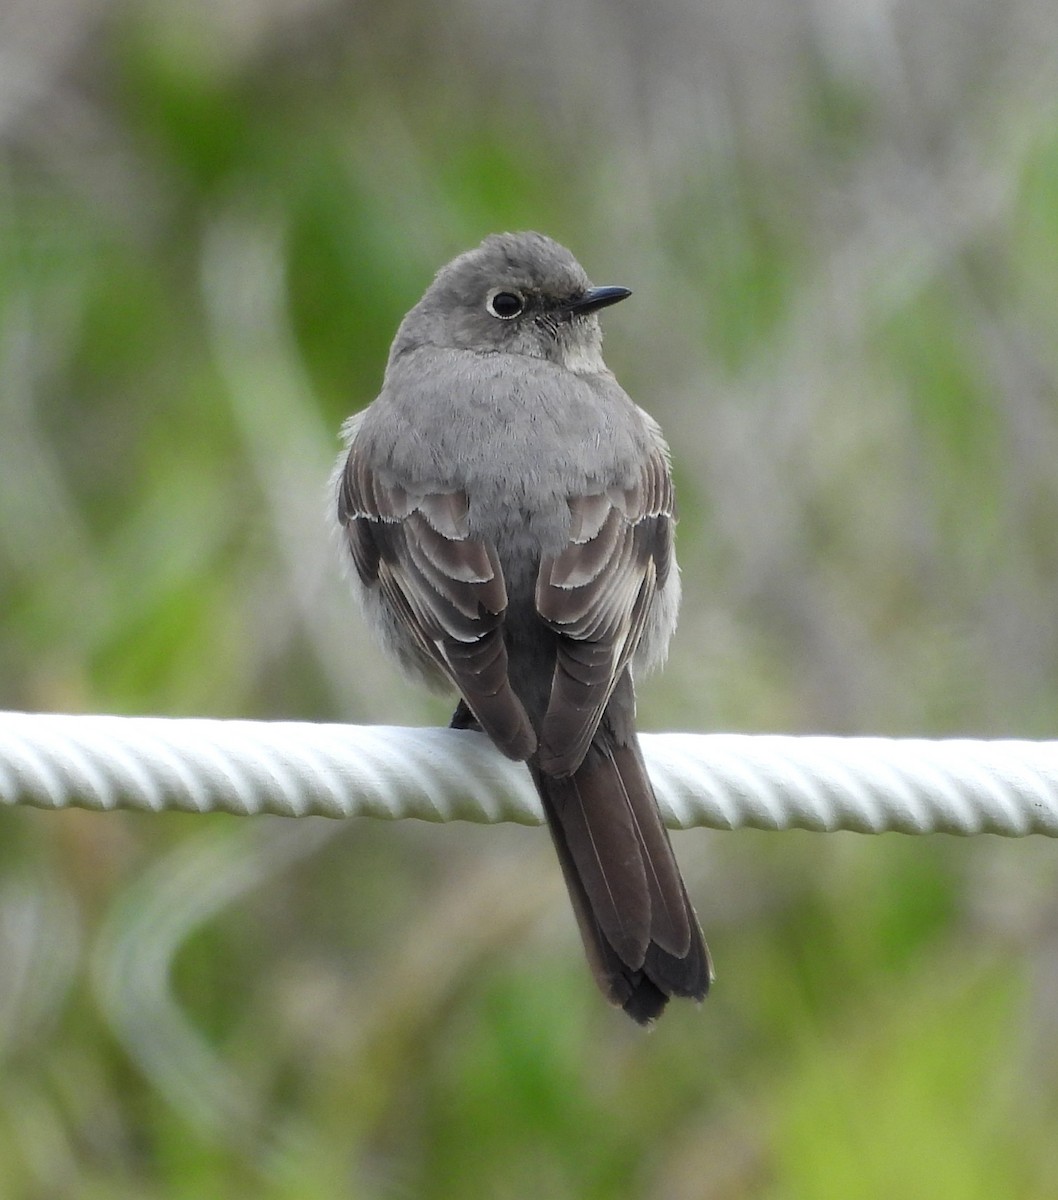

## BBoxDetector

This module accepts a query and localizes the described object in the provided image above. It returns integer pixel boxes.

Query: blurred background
[2,0,1058,1195]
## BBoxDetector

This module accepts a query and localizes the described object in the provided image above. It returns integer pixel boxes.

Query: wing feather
[536,448,675,776]
[338,443,536,761]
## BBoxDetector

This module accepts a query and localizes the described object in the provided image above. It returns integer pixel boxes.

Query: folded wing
[535,447,676,776]
[338,444,536,761]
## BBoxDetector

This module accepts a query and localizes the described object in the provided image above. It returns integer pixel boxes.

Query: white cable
[1,711,1057,836]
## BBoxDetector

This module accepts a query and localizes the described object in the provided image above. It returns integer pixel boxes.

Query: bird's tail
[530,727,711,1023]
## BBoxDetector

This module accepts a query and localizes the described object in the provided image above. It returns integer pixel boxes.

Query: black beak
[567,285,632,315]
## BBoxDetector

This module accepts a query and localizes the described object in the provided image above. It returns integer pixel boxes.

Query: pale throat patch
[560,339,607,375]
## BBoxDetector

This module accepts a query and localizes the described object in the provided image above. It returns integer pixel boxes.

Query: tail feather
[532,758,650,970]
[532,732,711,1023]
[609,741,692,959]
[453,696,711,1023]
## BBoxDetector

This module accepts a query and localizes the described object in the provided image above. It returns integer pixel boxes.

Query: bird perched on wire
[335,231,711,1022]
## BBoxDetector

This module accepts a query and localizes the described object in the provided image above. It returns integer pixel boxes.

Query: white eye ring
[485,288,525,319]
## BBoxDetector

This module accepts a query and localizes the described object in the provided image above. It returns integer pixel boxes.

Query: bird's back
[369,344,655,548]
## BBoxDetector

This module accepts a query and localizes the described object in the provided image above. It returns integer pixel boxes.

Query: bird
[335,231,711,1022]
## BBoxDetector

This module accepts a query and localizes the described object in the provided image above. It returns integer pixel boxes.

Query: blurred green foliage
[2,2,1058,1197]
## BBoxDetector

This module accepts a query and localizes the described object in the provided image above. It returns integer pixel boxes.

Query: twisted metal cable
[1,711,1057,836]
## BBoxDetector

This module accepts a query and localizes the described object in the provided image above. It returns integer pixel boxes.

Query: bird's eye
[486,289,525,319]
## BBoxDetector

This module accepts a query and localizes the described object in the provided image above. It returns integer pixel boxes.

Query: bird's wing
[338,442,536,761]
[535,446,675,776]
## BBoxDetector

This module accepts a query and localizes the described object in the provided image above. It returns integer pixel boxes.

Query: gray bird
[335,231,711,1022]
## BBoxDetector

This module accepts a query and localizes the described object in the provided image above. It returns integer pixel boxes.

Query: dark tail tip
[621,978,670,1025]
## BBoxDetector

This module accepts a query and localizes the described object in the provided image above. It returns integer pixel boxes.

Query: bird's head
[395,231,630,374]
